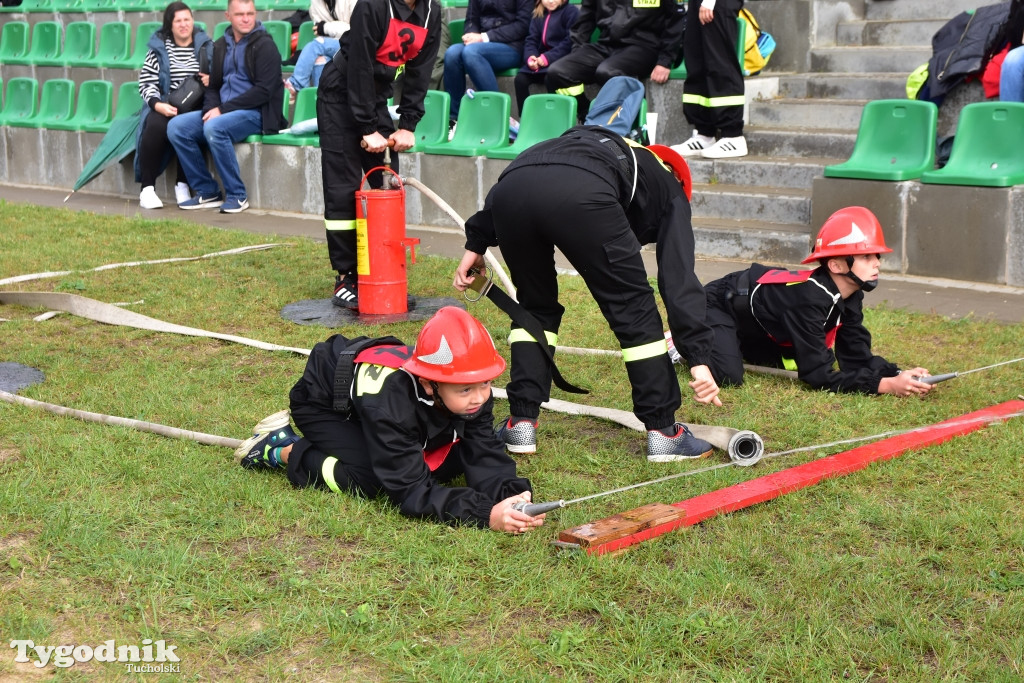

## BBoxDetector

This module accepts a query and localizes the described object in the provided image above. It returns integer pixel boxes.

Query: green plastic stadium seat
[0,21,30,64]
[449,18,463,45]
[57,21,98,67]
[824,100,938,181]
[81,0,117,11]
[13,21,61,67]
[420,91,511,156]
[11,78,74,129]
[920,102,1024,187]
[88,21,132,68]
[212,21,230,40]
[296,21,315,50]
[83,80,140,133]
[409,90,450,151]
[486,93,576,160]
[262,20,292,61]
[669,16,745,80]
[49,80,112,131]
[262,86,319,145]
[118,22,162,70]
[0,0,51,12]
[0,77,38,127]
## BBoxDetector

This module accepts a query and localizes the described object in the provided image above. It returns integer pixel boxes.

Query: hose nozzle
[512,500,566,516]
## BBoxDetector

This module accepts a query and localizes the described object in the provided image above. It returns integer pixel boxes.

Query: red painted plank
[587,399,1024,556]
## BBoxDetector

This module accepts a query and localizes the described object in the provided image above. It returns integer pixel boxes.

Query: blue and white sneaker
[178,192,223,210]
[496,416,537,454]
[235,411,300,469]
[646,423,713,462]
[220,197,249,214]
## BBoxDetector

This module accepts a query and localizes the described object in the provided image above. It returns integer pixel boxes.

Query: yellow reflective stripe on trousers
[621,338,668,363]
[325,219,356,232]
[322,456,342,493]
[555,84,585,97]
[782,356,798,372]
[681,93,746,108]
[508,328,558,346]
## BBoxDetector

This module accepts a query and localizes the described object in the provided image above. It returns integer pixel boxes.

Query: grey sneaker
[496,416,537,454]
[646,423,713,462]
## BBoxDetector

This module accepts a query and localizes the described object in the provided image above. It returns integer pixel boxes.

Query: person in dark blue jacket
[443,0,532,123]
[513,0,579,116]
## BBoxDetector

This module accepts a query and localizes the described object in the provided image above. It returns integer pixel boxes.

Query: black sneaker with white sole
[332,274,359,310]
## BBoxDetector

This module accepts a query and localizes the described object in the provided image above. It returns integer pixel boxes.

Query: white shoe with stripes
[701,136,748,159]
[671,132,715,158]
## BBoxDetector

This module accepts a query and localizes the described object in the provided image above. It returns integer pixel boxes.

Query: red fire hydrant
[355,167,420,315]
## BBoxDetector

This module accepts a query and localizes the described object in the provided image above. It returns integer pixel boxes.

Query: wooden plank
[559,503,682,548]
[566,399,1024,556]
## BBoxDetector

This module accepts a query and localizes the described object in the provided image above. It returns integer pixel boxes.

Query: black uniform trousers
[137,112,187,188]
[545,42,659,120]
[682,0,744,138]
[317,59,397,276]
[490,165,681,431]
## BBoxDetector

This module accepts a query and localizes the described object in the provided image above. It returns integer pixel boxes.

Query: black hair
[160,2,194,39]
[987,0,1024,62]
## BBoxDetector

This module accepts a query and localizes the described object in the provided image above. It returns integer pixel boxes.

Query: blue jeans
[166,108,262,200]
[1000,45,1024,102]
[288,37,340,90]
[443,41,521,118]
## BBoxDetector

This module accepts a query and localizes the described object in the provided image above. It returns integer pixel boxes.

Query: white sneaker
[139,186,163,209]
[174,182,191,205]
[672,132,715,158]
[701,136,748,159]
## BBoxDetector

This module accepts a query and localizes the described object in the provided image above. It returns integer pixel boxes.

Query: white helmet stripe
[416,334,454,366]
[827,221,868,247]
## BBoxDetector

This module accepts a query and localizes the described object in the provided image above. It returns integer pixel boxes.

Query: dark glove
[315,21,326,36]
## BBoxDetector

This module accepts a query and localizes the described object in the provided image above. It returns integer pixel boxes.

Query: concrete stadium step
[687,156,838,191]
[690,183,811,226]
[691,216,813,264]
[810,46,932,73]
[836,18,945,47]
[749,97,868,130]
[777,73,907,101]
[745,126,856,161]
[865,0,963,22]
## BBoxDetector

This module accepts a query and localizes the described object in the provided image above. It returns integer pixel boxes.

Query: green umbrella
[63,111,142,202]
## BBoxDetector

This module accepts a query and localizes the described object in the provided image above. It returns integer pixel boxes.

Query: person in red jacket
[701,206,934,397]
[234,307,546,534]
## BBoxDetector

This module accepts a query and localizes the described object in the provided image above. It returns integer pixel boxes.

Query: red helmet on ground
[802,206,893,264]
[646,144,692,201]
[403,307,506,384]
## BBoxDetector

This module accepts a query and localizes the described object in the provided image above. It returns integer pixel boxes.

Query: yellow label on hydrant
[356,217,370,276]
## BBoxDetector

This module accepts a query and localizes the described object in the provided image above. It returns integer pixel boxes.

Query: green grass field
[1,201,1022,681]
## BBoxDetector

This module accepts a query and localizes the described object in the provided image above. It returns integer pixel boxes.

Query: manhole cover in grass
[282,297,464,326]
[0,363,45,393]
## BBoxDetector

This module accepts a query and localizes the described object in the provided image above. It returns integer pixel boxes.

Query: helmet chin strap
[428,381,487,422]
[842,256,878,292]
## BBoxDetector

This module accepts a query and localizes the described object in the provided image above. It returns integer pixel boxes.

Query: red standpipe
[355,166,419,315]
[585,399,1024,556]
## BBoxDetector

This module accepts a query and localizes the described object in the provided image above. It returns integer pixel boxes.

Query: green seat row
[0,0,304,11]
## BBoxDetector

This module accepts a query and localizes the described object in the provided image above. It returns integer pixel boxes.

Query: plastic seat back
[0,21,30,64]
[22,21,62,66]
[296,21,315,51]
[824,100,938,181]
[212,21,230,40]
[410,90,450,151]
[448,18,464,46]
[58,21,98,66]
[920,102,1024,187]
[262,86,319,145]
[14,78,74,128]
[421,91,511,156]
[0,77,39,127]
[50,79,112,131]
[112,81,143,119]
[121,22,162,69]
[92,21,132,68]
[262,20,292,61]
[486,93,576,160]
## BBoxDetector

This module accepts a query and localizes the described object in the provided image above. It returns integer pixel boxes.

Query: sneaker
[178,192,224,210]
[496,416,537,454]
[139,185,163,210]
[701,136,748,159]
[646,422,713,462]
[220,197,249,214]
[174,182,191,205]
[447,120,457,142]
[249,408,291,437]
[509,117,520,141]
[234,422,300,469]
[283,77,297,105]
[332,274,358,310]
[672,132,715,158]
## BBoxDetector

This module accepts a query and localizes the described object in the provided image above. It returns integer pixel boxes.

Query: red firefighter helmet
[802,206,893,264]
[403,307,506,384]
[646,144,692,201]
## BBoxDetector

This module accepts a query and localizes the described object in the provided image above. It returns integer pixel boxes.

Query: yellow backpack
[739,8,774,77]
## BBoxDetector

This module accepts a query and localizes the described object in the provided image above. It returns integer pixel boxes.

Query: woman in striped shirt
[136,2,212,209]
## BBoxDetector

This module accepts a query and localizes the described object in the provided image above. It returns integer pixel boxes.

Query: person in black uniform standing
[453,127,722,462]
[701,206,934,396]
[234,307,547,534]
[317,0,441,309]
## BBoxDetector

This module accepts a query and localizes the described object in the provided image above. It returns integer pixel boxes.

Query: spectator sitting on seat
[513,0,578,117]
[443,0,532,127]
[700,206,934,396]
[282,0,357,101]
[995,0,1024,101]
[136,2,212,210]
[544,0,684,122]
[166,0,286,214]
